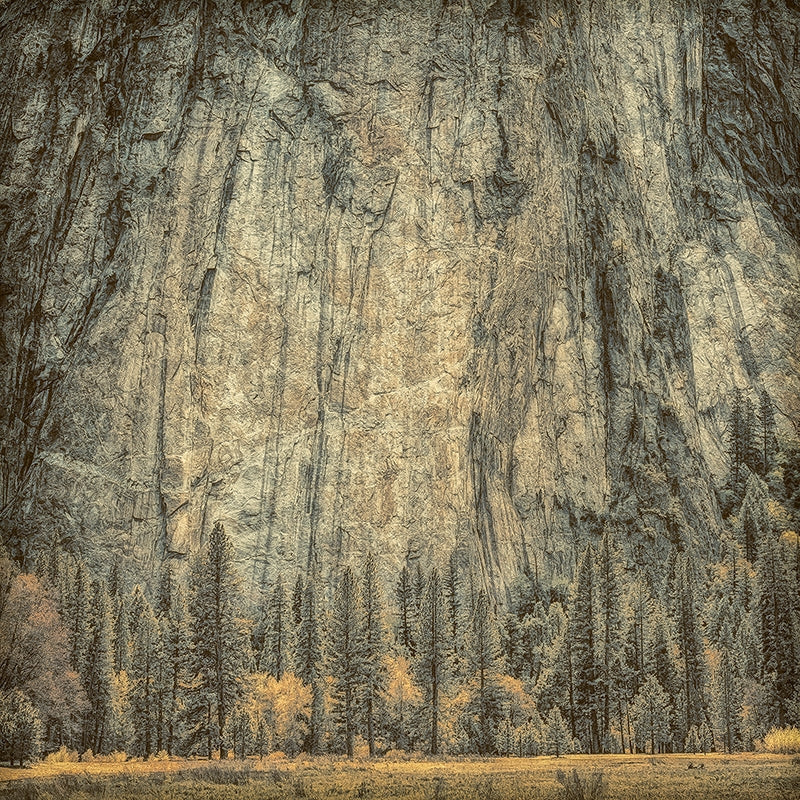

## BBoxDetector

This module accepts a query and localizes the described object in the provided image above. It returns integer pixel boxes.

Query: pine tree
[739,475,770,564]
[262,575,290,681]
[624,577,652,706]
[728,389,756,503]
[67,560,91,681]
[707,534,749,642]
[163,583,191,756]
[631,676,673,754]
[250,574,270,671]
[444,550,464,665]
[504,606,547,683]
[685,724,701,753]
[710,618,743,753]
[395,565,417,656]
[465,590,503,754]
[36,538,61,591]
[544,706,571,757]
[414,567,447,755]
[84,580,114,754]
[360,553,389,756]
[328,567,362,758]
[294,578,323,754]
[570,545,600,753]
[190,521,249,758]
[735,610,760,685]
[670,552,707,748]
[534,601,575,738]
[756,530,798,726]
[113,594,132,674]
[129,593,161,757]
[698,720,714,753]
[224,702,253,759]
[756,389,775,478]
[648,607,680,712]
[596,528,626,751]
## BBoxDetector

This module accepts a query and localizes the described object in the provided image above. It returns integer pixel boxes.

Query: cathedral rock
[1,0,798,600]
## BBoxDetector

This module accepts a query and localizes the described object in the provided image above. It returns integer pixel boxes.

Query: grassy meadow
[1,754,798,800]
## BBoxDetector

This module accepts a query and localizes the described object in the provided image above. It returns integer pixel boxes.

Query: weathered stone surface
[1,0,798,601]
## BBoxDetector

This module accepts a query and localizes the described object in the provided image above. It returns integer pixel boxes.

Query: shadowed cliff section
[0,0,798,602]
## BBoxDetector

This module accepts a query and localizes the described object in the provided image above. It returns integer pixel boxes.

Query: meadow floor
[1,753,798,800]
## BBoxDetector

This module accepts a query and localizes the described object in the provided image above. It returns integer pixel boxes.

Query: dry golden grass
[0,753,798,799]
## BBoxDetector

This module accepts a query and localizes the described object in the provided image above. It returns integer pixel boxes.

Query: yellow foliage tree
[385,655,421,751]
[241,672,311,757]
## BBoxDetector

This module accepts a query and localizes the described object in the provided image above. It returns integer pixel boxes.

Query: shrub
[555,769,605,800]
[43,745,79,763]
[93,750,128,763]
[763,727,800,754]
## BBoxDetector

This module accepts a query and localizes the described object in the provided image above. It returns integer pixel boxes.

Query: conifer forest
[1,392,799,769]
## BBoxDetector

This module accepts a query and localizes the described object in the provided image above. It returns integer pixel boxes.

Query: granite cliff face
[1,0,798,600]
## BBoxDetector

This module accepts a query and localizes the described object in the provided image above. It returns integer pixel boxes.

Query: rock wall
[1,0,798,601]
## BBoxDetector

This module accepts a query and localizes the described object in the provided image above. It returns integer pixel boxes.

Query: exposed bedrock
[1,0,798,601]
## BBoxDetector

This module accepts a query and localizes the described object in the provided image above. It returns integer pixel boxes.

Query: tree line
[1,390,798,765]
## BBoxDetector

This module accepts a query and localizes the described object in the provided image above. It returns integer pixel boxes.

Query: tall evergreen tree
[710,618,743,753]
[533,603,574,736]
[544,706,571,757]
[294,578,323,754]
[707,534,749,642]
[67,560,91,681]
[648,607,680,711]
[670,552,707,748]
[739,475,770,564]
[83,581,114,754]
[624,576,653,702]
[0,689,43,766]
[328,567,362,757]
[113,594,132,674]
[414,567,447,755]
[128,583,149,638]
[756,389,775,477]
[444,550,464,665]
[163,583,191,756]
[190,521,249,758]
[569,545,599,753]
[504,604,547,683]
[631,676,673,754]
[360,553,389,757]
[465,589,503,754]
[727,388,757,503]
[756,530,798,726]
[262,575,290,681]
[130,593,161,757]
[395,565,417,656]
[596,528,626,751]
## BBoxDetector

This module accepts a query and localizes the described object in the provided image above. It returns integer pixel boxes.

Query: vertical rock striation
[1,0,798,600]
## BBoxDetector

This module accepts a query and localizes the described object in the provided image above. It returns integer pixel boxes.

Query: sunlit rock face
[1,0,798,601]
